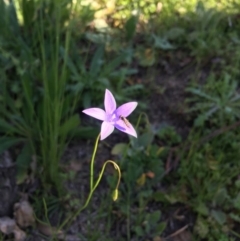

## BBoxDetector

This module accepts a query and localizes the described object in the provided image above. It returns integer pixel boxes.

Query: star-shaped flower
[82,89,138,140]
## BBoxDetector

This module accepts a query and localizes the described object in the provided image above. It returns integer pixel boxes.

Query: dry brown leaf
[172,230,192,241]
[13,226,27,241]
[153,236,163,241]
[0,217,16,234]
[14,200,35,228]
[37,222,64,239]
[146,171,155,179]
[167,225,192,241]
[136,173,146,186]
[0,217,26,241]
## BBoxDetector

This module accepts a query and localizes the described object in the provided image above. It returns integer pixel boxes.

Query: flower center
[106,111,121,124]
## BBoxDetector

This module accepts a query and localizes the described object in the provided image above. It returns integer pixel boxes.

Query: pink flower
[82,89,137,140]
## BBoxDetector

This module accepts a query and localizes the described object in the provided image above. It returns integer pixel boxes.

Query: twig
[197,120,240,148]
[166,224,189,238]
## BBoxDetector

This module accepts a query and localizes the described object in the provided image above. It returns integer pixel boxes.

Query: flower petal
[100,121,115,140]
[116,102,138,117]
[82,108,106,121]
[114,119,137,138]
[104,89,116,114]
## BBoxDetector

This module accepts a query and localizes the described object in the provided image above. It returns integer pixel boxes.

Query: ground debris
[14,200,35,228]
[0,216,26,241]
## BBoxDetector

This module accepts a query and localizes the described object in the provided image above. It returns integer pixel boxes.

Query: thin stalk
[51,1,61,186]
[38,3,49,180]
[90,134,101,190]
[59,159,121,230]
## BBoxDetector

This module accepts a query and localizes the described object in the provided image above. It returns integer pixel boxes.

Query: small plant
[107,115,170,240]
[59,88,138,229]
[67,42,142,108]
[186,73,240,127]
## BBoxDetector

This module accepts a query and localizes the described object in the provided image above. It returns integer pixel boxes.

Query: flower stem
[59,160,121,230]
[58,132,121,231]
[90,133,100,190]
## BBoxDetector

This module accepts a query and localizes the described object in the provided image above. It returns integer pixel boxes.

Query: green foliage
[165,129,240,239]
[124,15,138,41]
[67,43,142,108]
[106,118,183,239]
[2,0,240,240]
[186,73,240,127]
[0,0,81,194]
[186,2,230,61]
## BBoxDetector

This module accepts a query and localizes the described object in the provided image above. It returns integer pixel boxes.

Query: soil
[0,151,18,217]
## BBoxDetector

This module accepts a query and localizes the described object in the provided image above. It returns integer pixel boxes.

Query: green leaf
[155,222,166,234]
[22,0,35,27]
[83,92,91,108]
[152,191,167,202]
[138,49,155,66]
[165,27,185,40]
[194,114,207,127]
[103,55,126,75]
[123,84,143,94]
[213,188,228,206]
[152,34,175,50]
[124,15,138,41]
[0,137,23,155]
[235,179,240,188]
[0,118,18,133]
[85,32,110,44]
[134,226,144,237]
[233,193,240,210]
[186,88,217,102]
[138,132,154,147]
[194,216,209,238]
[70,127,99,139]
[211,209,226,225]
[111,143,128,155]
[229,213,240,222]
[195,203,209,216]
[147,210,161,224]
[16,142,32,184]
[164,193,179,204]
[89,45,104,75]
[60,114,80,137]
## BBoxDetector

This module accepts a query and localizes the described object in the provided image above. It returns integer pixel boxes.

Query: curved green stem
[59,160,121,230]
[92,160,121,195]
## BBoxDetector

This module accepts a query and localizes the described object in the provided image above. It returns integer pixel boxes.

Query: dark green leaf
[124,15,138,41]
[155,222,166,234]
[89,46,104,74]
[70,127,99,139]
[147,210,161,224]
[111,143,128,155]
[211,209,226,225]
[16,142,32,184]
[60,114,80,137]
[0,137,23,155]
